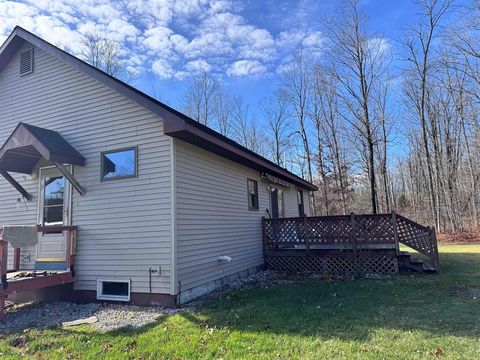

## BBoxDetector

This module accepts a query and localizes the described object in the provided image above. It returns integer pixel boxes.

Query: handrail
[393,214,440,272]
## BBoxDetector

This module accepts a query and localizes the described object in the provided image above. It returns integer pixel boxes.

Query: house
[0,27,317,311]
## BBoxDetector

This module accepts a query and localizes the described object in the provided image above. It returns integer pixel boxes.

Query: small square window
[247,179,259,210]
[101,147,137,181]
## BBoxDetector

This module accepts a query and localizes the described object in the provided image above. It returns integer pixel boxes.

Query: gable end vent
[20,48,34,76]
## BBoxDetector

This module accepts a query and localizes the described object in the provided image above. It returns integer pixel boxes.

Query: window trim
[100,146,138,181]
[96,279,131,302]
[247,178,259,211]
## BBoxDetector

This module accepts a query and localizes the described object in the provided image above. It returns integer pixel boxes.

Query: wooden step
[422,262,437,273]
[397,252,437,274]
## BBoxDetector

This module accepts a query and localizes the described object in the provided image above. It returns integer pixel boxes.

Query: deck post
[304,215,310,256]
[350,213,359,277]
[391,211,400,256]
[261,217,267,257]
[66,229,76,275]
[0,295,6,321]
[13,248,20,271]
[0,240,7,290]
[431,226,440,273]
[0,236,7,321]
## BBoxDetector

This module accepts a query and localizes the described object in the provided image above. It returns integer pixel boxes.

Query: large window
[43,176,65,226]
[247,179,259,210]
[101,147,137,181]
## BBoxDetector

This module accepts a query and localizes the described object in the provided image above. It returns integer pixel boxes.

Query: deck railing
[0,226,77,320]
[262,212,440,271]
[0,225,78,275]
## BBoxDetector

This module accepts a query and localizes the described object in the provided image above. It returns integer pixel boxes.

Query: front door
[36,167,71,269]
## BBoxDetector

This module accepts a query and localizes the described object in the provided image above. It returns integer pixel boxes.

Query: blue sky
[0,0,425,114]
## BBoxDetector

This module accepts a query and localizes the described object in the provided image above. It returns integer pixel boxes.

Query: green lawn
[1,244,479,359]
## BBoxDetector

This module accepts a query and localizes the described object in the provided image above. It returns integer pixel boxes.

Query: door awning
[0,123,86,199]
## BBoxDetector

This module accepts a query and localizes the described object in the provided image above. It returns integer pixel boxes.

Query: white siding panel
[0,44,172,294]
[175,140,309,291]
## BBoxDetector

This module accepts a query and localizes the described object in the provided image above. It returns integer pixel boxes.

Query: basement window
[96,279,130,302]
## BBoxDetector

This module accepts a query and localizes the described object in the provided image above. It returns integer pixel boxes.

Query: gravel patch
[0,301,182,333]
[0,270,312,333]
[93,304,180,332]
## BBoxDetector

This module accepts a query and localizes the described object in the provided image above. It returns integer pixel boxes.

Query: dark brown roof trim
[0,27,318,191]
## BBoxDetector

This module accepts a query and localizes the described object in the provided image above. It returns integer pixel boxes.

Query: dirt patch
[9,334,29,348]
[451,286,480,300]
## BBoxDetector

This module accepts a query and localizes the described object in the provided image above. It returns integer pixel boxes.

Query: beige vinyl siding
[0,43,172,294]
[175,140,309,291]
[283,187,311,218]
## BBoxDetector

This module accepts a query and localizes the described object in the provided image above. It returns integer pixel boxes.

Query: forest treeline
[179,0,480,234]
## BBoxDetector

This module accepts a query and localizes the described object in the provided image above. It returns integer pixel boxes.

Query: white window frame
[96,279,131,302]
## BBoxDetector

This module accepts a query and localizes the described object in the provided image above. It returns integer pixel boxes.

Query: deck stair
[397,251,437,274]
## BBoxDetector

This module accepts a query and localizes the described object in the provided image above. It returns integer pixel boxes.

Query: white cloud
[186,60,211,73]
[302,31,324,48]
[152,58,174,79]
[227,60,267,77]
[368,37,391,57]
[143,26,173,52]
[0,0,324,80]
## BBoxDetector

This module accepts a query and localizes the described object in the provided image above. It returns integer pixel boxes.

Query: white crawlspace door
[36,166,72,267]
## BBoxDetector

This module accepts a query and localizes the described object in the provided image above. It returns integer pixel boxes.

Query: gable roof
[0,26,317,191]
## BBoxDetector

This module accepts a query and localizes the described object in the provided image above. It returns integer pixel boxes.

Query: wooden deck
[262,212,440,276]
[0,226,77,320]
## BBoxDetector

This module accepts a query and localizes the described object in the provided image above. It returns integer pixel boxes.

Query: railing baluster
[392,211,400,256]
[304,215,310,255]
[262,217,267,256]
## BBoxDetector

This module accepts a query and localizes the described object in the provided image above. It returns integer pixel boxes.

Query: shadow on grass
[6,252,480,347]
[175,251,480,342]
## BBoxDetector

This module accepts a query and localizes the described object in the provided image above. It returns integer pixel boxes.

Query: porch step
[397,251,437,274]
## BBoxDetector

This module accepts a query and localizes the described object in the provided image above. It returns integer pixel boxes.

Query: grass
[1,244,480,359]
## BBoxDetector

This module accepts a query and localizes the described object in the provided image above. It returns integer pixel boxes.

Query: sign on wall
[260,172,291,188]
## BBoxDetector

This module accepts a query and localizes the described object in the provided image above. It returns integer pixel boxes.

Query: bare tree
[81,32,133,81]
[182,72,219,127]
[325,0,390,214]
[215,92,236,137]
[311,66,350,214]
[232,98,267,156]
[281,50,316,213]
[374,82,393,213]
[403,0,453,228]
[260,90,292,167]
